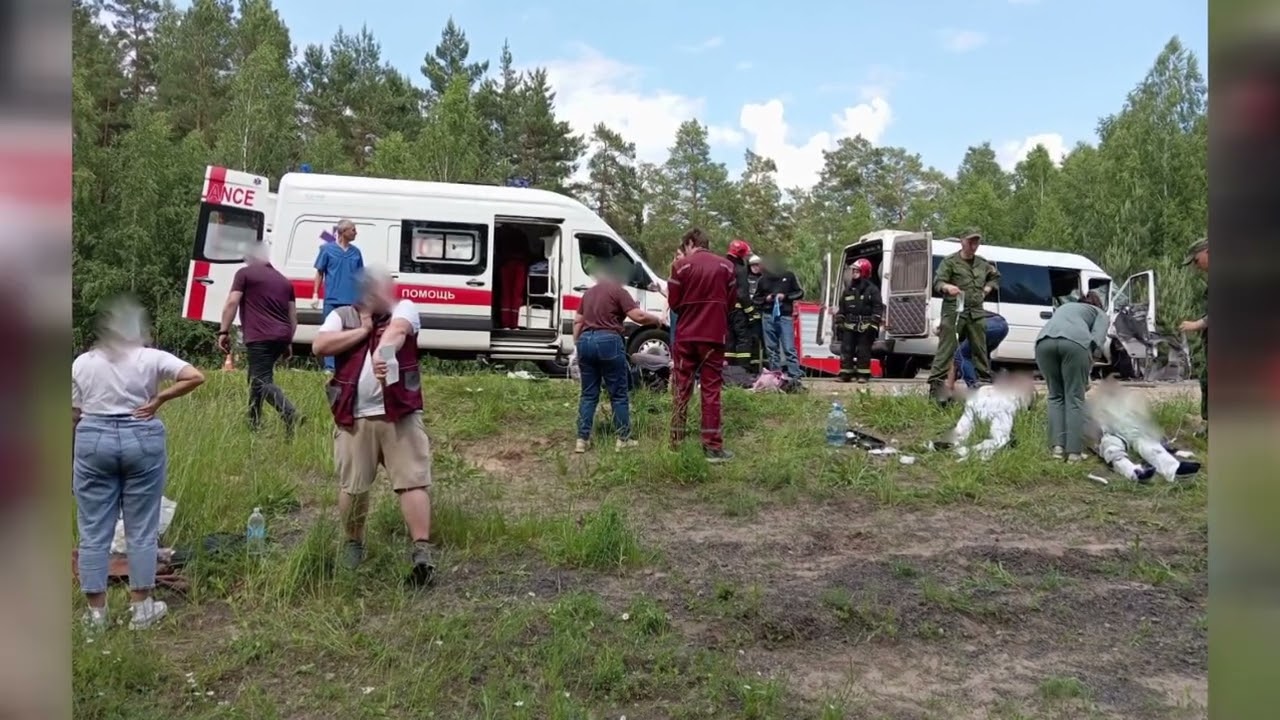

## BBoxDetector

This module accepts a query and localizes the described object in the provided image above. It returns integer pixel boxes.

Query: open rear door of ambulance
[885,232,933,338]
[182,166,269,325]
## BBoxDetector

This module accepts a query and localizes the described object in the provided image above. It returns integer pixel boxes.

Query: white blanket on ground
[112,496,176,554]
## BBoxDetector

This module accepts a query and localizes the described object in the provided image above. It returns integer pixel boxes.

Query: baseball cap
[959,229,982,242]
[1181,237,1208,265]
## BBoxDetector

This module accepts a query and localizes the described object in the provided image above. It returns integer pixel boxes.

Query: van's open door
[1108,270,1157,362]
[816,251,834,344]
[885,232,933,338]
[182,166,269,324]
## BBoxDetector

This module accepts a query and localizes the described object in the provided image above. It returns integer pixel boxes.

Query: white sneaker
[615,439,639,452]
[574,439,588,454]
[1051,446,1064,459]
[129,598,168,630]
[1066,453,1084,464]
[82,606,108,632]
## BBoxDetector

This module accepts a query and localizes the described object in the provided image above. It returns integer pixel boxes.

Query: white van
[181,166,670,373]
[803,229,1156,378]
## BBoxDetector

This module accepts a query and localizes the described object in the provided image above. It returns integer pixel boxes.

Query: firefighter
[745,255,766,372]
[835,258,884,383]
[724,238,755,370]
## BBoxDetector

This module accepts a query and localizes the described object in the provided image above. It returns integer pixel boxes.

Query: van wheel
[883,354,916,379]
[627,327,670,358]
[537,357,571,378]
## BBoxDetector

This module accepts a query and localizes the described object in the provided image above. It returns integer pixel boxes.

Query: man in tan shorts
[313,268,435,585]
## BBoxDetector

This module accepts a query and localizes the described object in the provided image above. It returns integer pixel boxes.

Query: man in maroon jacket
[667,228,736,462]
[313,269,436,586]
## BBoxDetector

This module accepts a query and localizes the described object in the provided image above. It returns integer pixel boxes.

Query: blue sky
[262,0,1206,188]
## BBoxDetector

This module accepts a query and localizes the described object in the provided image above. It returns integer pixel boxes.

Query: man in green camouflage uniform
[1178,237,1209,436]
[928,231,1000,401]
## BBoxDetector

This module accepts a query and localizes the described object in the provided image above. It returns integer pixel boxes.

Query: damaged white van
[181,166,670,373]
[807,229,1157,378]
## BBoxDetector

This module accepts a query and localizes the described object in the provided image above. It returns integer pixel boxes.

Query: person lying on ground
[935,371,1037,461]
[1084,377,1201,483]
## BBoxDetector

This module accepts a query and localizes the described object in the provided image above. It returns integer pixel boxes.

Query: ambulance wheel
[537,357,571,378]
[627,327,669,358]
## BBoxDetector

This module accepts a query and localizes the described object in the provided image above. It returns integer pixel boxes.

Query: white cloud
[738,88,893,190]
[533,45,894,190]
[735,60,754,71]
[531,45,743,165]
[939,29,988,53]
[682,36,724,53]
[996,133,1068,170]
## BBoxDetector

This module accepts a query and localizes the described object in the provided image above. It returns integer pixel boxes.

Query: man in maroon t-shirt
[218,245,300,433]
[667,228,737,462]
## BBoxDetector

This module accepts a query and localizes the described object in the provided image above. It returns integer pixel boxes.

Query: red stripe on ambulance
[185,261,210,320]
[289,280,492,308]
[202,166,228,203]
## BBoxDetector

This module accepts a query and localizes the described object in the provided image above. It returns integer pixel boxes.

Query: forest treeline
[73,0,1207,358]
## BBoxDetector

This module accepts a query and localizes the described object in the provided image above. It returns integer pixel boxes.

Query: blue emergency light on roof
[299,163,312,173]
[505,176,530,188]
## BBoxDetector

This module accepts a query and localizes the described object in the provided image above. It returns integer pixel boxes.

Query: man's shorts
[333,412,433,494]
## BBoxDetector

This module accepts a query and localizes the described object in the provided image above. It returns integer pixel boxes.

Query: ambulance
[796,229,1158,378]
[181,166,671,374]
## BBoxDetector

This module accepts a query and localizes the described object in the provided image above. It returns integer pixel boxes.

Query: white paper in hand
[379,345,399,384]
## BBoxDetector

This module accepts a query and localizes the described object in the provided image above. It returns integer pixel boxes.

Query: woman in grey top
[1034,293,1110,461]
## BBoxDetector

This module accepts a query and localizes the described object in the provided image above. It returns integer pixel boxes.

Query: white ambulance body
[798,229,1157,378]
[181,166,670,373]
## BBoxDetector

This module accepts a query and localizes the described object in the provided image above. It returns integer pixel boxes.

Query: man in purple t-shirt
[218,245,301,433]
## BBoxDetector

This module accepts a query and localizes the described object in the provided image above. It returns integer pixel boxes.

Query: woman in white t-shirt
[71,300,204,631]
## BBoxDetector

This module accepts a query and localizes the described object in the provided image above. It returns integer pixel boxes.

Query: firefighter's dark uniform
[725,256,757,368]
[744,271,764,371]
[836,276,884,382]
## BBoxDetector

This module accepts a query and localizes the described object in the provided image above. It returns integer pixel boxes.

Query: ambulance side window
[577,233,649,289]
[399,220,489,276]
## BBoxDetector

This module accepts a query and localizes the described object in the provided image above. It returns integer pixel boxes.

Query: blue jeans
[321,301,350,371]
[576,330,632,441]
[954,315,1009,387]
[763,314,801,378]
[74,416,168,593]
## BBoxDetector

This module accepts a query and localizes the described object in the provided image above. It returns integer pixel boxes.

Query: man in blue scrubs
[309,218,365,371]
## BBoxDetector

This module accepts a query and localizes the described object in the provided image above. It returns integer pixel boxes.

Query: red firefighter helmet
[727,239,752,259]
[851,258,873,277]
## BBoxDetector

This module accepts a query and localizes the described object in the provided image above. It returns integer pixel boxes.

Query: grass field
[72,368,1208,720]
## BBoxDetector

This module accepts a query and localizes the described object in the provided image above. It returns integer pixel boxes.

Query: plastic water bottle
[247,507,266,555]
[826,403,848,447]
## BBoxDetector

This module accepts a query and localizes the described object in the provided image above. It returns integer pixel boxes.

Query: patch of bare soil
[623,496,1207,719]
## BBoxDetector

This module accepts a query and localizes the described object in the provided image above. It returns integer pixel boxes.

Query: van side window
[399,220,488,276]
[930,255,943,298]
[996,262,1054,305]
[1048,267,1082,306]
[577,233,648,289]
[196,203,263,263]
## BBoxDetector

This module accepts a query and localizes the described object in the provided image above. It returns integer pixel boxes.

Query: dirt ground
[627,498,1205,719]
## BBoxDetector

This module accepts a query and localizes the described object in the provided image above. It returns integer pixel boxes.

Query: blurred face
[749,261,762,274]
[1193,249,1208,271]
[340,225,358,243]
[362,275,396,314]
[960,236,980,257]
